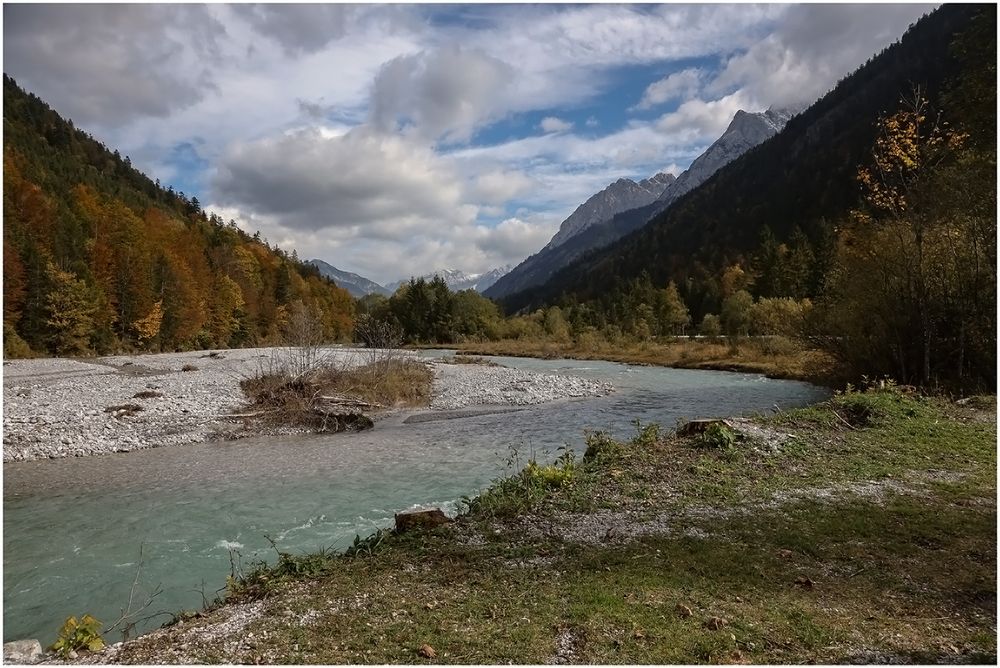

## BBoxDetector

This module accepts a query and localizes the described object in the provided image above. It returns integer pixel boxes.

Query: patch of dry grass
[445,336,836,384]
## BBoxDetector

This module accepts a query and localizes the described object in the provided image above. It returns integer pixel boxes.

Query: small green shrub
[699,423,737,450]
[51,614,105,657]
[833,385,925,428]
[631,421,661,448]
[344,530,388,559]
[465,449,578,517]
[583,430,624,463]
[524,459,575,489]
[226,536,349,601]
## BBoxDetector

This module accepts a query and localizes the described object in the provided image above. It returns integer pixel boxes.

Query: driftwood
[315,395,383,410]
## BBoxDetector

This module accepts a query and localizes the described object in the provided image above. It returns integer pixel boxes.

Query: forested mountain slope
[3,75,354,357]
[501,4,987,317]
[486,109,792,301]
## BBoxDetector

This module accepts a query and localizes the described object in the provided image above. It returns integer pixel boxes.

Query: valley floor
[68,388,995,664]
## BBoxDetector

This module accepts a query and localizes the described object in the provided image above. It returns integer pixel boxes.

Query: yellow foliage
[133,300,163,346]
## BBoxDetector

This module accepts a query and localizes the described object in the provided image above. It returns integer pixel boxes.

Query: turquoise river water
[3,353,828,644]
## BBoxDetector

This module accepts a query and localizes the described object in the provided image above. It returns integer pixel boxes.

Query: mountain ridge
[496,4,983,316]
[485,108,794,300]
[307,260,390,298]
[385,265,514,294]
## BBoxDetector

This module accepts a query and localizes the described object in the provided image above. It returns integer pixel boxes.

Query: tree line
[3,76,354,357]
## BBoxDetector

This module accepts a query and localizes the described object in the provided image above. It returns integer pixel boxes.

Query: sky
[3,2,935,285]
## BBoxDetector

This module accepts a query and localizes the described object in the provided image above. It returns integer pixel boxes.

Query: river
[3,353,828,644]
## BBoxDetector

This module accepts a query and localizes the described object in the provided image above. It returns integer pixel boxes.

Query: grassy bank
[85,387,994,664]
[417,337,837,385]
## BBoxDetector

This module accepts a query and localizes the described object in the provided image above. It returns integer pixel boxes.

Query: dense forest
[499,4,996,388]
[3,75,355,357]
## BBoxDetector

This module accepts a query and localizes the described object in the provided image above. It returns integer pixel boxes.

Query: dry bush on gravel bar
[236,307,432,432]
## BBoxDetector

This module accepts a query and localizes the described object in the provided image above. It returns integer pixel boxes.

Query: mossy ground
[94,388,995,664]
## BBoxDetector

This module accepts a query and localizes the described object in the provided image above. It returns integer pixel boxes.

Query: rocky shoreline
[2,347,613,463]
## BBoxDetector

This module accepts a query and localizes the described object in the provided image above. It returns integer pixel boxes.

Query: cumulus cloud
[234,4,358,55]
[654,91,751,144]
[472,217,559,259]
[369,45,515,143]
[634,68,705,110]
[539,116,574,134]
[472,170,536,204]
[3,4,224,125]
[707,3,935,108]
[212,126,473,238]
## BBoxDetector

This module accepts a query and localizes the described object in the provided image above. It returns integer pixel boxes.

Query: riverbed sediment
[2,347,613,462]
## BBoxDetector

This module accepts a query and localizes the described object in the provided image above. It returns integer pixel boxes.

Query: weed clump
[465,449,578,517]
[699,423,737,450]
[51,614,105,658]
[832,383,926,428]
[583,431,623,463]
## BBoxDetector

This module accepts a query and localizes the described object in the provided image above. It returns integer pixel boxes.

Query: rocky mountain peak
[657,107,793,204]
[544,171,677,250]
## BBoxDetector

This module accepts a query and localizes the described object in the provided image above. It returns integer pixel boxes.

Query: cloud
[634,68,705,110]
[708,3,935,108]
[234,4,358,55]
[654,91,751,144]
[369,45,515,143]
[3,4,224,125]
[472,217,559,259]
[211,126,473,239]
[539,116,574,134]
[472,170,536,204]
[5,3,938,284]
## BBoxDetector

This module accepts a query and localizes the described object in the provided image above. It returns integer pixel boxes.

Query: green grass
[105,388,995,664]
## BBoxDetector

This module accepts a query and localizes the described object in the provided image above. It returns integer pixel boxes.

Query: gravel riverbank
[2,348,613,462]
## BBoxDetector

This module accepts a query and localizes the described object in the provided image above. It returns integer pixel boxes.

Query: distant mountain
[656,107,796,208]
[499,4,985,316]
[307,260,389,298]
[544,172,675,250]
[486,109,793,300]
[386,266,513,294]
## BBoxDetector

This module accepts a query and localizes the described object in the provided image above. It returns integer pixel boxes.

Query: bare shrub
[236,308,430,433]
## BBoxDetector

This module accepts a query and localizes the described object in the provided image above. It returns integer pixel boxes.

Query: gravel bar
[3,348,614,462]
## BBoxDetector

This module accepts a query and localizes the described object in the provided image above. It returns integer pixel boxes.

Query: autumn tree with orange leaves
[814,85,995,388]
